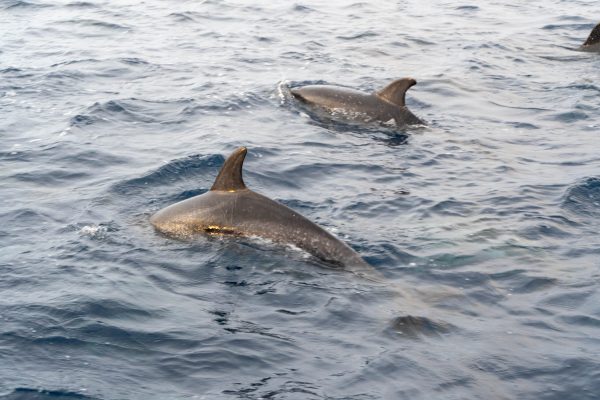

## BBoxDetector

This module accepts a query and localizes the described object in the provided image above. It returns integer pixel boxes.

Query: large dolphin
[151,147,371,271]
[291,78,424,126]
[579,22,600,52]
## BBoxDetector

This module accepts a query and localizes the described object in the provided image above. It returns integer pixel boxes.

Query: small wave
[551,110,588,123]
[345,2,371,9]
[512,276,557,293]
[561,177,600,217]
[0,67,25,75]
[541,290,593,309]
[281,162,387,190]
[542,23,594,32]
[426,199,479,217]
[1,388,98,399]
[509,121,539,129]
[0,208,58,226]
[559,315,600,328]
[5,298,154,330]
[456,5,479,11]
[517,221,573,240]
[557,16,586,22]
[58,19,130,31]
[119,57,150,65]
[223,380,321,400]
[168,11,236,22]
[48,57,156,82]
[385,315,454,338]
[337,31,378,40]
[179,91,267,117]
[49,58,99,68]
[110,153,223,197]
[566,83,600,93]
[11,170,89,186]
[53,149,130,169]
[64,1,98,8]
[44,70,85,82]
[168,11,198,22]
[2,0,51,10]
[70,98,189,127]
[292,4,315,12]
[223,320,293,341]
[405,36,436,46]
[69,114,95,126]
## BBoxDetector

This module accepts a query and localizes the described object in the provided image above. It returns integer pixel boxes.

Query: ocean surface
[1,0,599,399]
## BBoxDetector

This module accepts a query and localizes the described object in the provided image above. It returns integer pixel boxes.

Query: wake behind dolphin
[151,147,372,271]
[291,78,425,127]
[579,22,600,52]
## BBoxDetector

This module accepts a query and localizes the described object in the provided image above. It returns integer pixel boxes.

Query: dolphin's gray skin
[291,78,424,126]
[151,147,371,270]
[579,22,600,52]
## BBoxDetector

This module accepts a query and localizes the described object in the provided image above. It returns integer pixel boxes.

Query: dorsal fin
[583,22,600,46]
[211,147,247,191]
[375,78,417,107]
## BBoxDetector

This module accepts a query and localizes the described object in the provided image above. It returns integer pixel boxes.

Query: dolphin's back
[151,189,369,269]
[291,81,424,126]
[292,85,377,111]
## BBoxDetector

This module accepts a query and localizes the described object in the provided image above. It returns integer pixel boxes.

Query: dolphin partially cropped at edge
[579,22,600,52]
[291,78,424,126]
[150,147,372,271]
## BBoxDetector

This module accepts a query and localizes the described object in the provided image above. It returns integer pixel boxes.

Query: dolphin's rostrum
[150,147,371,270]
[291,78,424,126]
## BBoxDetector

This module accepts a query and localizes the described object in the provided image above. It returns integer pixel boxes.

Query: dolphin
[579,22,600,52]
[150,147,372,271]
[291,78,424,126]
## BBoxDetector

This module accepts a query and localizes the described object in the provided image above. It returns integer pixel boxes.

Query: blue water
[1,1,600,399]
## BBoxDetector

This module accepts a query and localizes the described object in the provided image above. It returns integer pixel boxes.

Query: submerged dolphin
[291,78,424,126]
[579,22,600,52]
[151,147,371,270]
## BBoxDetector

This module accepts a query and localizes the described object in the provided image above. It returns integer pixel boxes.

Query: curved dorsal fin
[583,22,600,46]
[211,147,247,191]
[375,78,417,107]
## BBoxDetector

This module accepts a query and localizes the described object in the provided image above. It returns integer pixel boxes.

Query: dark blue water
[1,1,600,399]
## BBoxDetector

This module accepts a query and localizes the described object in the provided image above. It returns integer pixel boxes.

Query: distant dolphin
[291,78,424,126]
[579,22,600,52]
[151,147,372,271]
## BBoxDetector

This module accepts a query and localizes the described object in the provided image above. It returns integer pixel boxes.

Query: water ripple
[1,1,600,399]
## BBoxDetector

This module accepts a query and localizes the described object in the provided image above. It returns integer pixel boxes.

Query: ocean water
[1,0,600,399]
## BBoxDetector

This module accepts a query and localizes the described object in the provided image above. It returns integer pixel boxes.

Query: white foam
[79,225,107,238]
